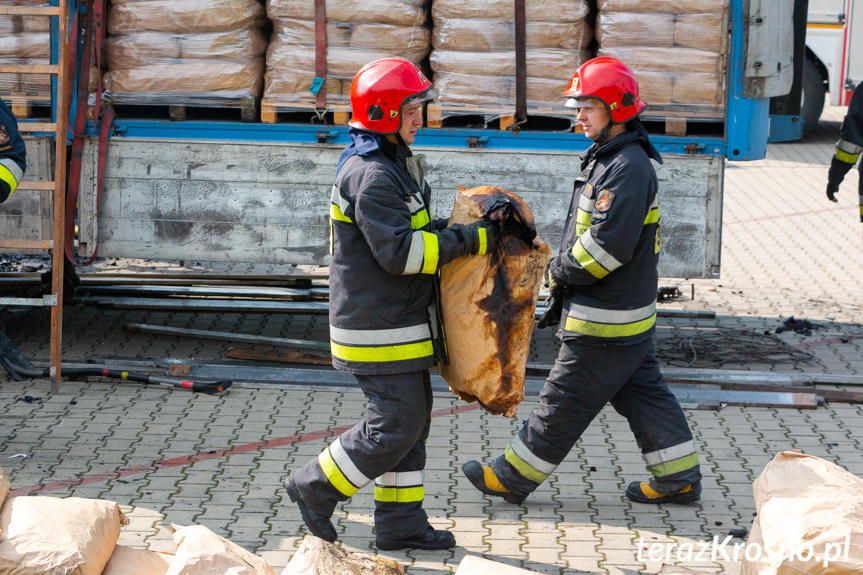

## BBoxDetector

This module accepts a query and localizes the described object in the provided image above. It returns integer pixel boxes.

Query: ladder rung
[18,122,56,133]
[0,239,52,250]
[0,64,60,75]
[17,181,56,191]
[0,6,61,16]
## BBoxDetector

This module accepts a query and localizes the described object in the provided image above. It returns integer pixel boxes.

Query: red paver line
[10,403,481,496]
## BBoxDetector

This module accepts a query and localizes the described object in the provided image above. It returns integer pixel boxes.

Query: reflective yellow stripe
[330,340,434,363]
[330,203,353,223]
[572,239,609,279]
[374,485,424,503]
[505,444,549,483]
[477,227,487,255]
[648,453,700,478]
[564,312,656,338]
[644,207,660,224]
[318,449,360,497]
[0,164,18,196]
[420,231,438,274]
[576,208,592,227]
[835,149,860,164]
[410,209,430,229]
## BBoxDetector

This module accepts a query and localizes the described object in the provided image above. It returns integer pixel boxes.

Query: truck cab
[803,0,862,133]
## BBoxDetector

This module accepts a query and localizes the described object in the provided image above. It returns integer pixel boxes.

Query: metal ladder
[0,1,70,391]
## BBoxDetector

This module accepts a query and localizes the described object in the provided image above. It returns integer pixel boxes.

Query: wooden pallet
[108,95,259,123]
[3,93,51,119]
[426,102,579,131]
[260,99,352,125]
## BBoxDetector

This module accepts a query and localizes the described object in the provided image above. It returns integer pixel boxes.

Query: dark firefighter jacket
[828,82,863,221]
[0,99,26,204]
[328,129,471,375]
[549,125,663,345]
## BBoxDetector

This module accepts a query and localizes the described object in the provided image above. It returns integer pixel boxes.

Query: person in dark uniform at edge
[284,58,502,550]
[462,57,702,506]
[826,81,863,224]
[0,99,26,204]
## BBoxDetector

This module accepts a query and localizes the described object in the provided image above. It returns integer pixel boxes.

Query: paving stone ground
[1,103,862,574]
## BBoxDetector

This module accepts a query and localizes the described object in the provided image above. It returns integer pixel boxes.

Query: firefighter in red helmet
[285,58,500,550]
[463,56,702,506]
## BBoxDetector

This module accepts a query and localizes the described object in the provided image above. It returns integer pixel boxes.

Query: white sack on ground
[741,451,863,575]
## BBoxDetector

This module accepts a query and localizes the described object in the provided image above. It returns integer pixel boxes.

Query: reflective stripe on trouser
[287,370,432,539]
[493,339,700,499]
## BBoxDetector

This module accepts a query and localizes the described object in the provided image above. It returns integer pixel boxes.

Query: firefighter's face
[575,99,611,141]
[398,102,424,146]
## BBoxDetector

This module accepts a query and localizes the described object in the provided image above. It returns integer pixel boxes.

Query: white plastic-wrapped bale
[596,0,729,116]
[0,1,52,109]
[104,0,268,107]
[429,0,592,125]
[262,0,430,118]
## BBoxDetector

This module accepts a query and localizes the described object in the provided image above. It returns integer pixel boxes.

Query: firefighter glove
[545,266,559,291]
[465,221,500,255]
[537,294,563,329]
[826,155,853,202]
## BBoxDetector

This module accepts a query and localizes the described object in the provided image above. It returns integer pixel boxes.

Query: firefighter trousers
[493,338,701,499]
[287,370,433,541]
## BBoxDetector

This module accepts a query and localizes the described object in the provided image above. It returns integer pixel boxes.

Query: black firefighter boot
[285,477,338,542]
[461,460,526,504]
[625,480,702,504]
[377,526,456,551]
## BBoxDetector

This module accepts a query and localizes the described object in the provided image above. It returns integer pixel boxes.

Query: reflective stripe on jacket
[0,99,26,203]
[549,130,661,345]
[328,130,469,374]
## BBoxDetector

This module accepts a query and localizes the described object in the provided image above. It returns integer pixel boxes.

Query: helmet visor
[404,86,438,107]
[564,97,602,110]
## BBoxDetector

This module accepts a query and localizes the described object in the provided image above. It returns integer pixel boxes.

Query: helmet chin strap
[595,121,613,145]
[395,132,408,147]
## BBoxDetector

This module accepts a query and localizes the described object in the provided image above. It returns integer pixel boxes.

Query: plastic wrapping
[0,16,50,34]
[597,12,724,53]
[598,0,720,13]
[105,59,265,103]
[106,0,267,105]
[0,33,48,59]
[108,0,266,34]
[0,58,51,100]
[596,2,727,111]
[267,0,426,26]
[105,29,268,69]
[429,0,591,115]
[263,0,430,106]
[433,18,591,51]
[432,0,588,22]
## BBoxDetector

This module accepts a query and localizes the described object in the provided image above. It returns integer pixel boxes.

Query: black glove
[465,221,500,255]
[537,294,563,329]
[827,156,853,202]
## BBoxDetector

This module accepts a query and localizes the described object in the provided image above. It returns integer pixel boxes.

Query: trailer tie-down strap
[313,0,327,120]
[511,0,527,130]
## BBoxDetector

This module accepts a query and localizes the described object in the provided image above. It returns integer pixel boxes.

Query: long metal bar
[86,284,329,299]
[125,323,330,351]
[74,296,329,313]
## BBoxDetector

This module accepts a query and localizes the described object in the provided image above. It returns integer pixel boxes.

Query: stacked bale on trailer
[596,0,729,122]
[428,0,592,129]
[0,0,51,117]
[103,0,268,117]
[262,0,431,123]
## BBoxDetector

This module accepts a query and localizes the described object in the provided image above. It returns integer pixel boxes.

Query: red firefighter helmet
[349,58,436,134]
[563,57,646,123]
